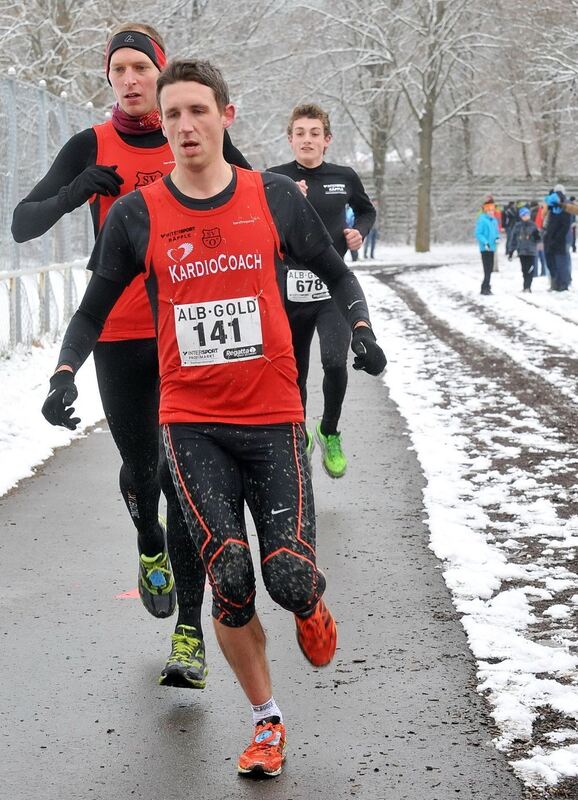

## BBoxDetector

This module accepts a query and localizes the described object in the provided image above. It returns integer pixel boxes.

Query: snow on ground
[360,243,578,791]
[1,244,577,792]
[0,341,104,496]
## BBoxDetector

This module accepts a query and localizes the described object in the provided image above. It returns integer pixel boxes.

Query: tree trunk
[461,114,473,179]
[415,106,434,252]
[512,92,532,179]
[370,106,387,236]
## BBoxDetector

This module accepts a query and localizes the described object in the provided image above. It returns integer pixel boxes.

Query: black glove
[61,165,123,211]
[42,370,80,430]
[351,326,387,376]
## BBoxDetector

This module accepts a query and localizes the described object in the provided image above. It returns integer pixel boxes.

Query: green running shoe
[315,423,347,478]
[159,625,208,689]
[138,548,176,619]
[305,428,315,461]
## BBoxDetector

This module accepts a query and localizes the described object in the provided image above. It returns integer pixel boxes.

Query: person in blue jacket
[475,200,500,295]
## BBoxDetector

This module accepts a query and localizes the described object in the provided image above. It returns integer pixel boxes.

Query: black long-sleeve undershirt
[11,128,250,242]
[267,160,376,257]
[56,169,370,373]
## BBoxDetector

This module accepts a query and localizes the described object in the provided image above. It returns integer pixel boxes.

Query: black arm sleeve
[347,169,376,238]
[57,274,127,372]
[303,245,370,328]
[11,129,96,242]
[263,172,333,263]
[223,130,252,170]
[87,190,150,283]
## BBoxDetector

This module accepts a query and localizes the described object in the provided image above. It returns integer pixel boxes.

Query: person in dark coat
[503,201,518,255]
[543,187,572,291]
[509,207,541,292]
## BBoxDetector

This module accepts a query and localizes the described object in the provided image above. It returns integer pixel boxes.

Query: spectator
[363,200,379,259]
[475,200,500,295]
[345,205,359,261]
[533,200,549,277]
[543,186,572,291]
[569,196,577,253]
[503,200,518,254]
[509,207,541,292]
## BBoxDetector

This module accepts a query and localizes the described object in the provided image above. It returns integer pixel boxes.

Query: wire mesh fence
[0,74,102,353]
[0,262,90,355]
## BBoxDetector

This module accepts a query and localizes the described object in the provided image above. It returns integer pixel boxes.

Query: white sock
[251,697,283,725]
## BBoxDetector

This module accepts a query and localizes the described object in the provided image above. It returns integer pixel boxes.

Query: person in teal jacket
[475,200,500,295]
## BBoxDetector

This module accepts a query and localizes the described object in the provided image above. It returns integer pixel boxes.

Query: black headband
[105,30,166,84]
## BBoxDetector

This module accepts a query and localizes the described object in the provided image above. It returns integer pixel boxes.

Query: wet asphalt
[0,354,524,800]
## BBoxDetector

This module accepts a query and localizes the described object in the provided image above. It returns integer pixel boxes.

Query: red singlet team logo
[202,227,222,248]
[135,171,163,188]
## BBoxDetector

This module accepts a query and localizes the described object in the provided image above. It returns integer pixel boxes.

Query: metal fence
[0,74,102,353]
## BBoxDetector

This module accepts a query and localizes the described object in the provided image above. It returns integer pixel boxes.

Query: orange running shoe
[295,598,337,667]
[237,718,286,777]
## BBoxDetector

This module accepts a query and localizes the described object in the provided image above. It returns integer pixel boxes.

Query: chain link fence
[0,74,103,354]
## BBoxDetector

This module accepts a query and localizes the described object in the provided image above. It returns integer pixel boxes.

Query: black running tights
[93,338,205,632]
[286,300,351,435]
[163,422,325,628]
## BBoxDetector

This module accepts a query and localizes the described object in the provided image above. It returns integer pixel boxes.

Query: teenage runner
[13,25,249,689]
[268,104,375,478]
[40,59,386,776]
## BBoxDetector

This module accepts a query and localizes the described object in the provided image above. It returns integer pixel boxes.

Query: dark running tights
[93,339,205,632]
[163,422,325,628]
[286,299,351,435]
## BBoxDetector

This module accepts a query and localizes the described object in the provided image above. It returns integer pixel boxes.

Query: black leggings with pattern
[163,421,325,627]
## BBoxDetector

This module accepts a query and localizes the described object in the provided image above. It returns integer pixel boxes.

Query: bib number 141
[174,296,263,366]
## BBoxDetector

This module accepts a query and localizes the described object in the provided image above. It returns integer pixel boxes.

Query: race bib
[174,296,263,366]
[286,269,330,303]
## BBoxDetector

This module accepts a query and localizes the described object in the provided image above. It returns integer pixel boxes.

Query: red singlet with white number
[140,168,303,425]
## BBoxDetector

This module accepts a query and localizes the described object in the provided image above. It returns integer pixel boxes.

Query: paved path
[0,358,524,799]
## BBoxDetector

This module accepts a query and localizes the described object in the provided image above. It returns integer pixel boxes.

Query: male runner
[41,59,386,776]
[269,105,376,478]
[14,24,247,689]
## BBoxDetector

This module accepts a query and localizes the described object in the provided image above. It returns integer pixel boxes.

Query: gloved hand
[484,243,490,251]
[61,165,123,211]
[41,370,80,430]
[351,325,387,375]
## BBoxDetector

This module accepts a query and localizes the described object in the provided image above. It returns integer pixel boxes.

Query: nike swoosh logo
[347,299,363,310]
[271,507,291,516]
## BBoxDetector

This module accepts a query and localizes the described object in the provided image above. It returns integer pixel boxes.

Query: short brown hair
[156,59,230,112]
[287,104,331,137]
[107,22,165,51]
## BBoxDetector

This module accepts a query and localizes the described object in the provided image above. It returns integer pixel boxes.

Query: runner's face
[109,48,159,117]
[160,81,235,170]
[289,117,331,168]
